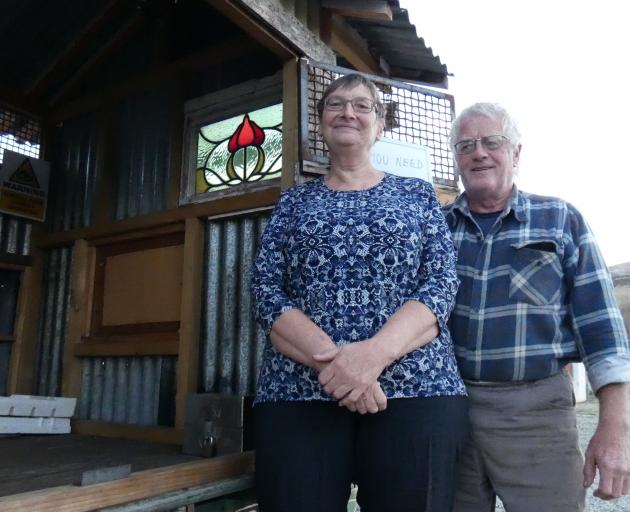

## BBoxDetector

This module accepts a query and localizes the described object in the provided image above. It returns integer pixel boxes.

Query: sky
[404,0,629,266]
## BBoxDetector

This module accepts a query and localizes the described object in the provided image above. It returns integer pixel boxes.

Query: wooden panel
[281,58,300,189]
[102,244,183,326]
[321,12,383,75]
[7,247,42,394]
[62,240,95,399]
[72,420,182,445]
[175,218,205,431]
[0,450,254,511]
[205,0,334,63]
[74,336,179,357]
[36,187,280,249]
[321,0,393,20]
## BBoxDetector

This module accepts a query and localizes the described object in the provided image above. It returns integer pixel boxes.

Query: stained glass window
[195,104,282,194]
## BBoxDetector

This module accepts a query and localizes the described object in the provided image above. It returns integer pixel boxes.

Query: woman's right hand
[343,382,388,414]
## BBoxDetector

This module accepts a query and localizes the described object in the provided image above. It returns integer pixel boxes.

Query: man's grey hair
[449,102,522,149]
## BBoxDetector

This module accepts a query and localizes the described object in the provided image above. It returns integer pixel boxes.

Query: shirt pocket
[508,240,563,306]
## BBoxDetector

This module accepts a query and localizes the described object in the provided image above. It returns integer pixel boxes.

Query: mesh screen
[302,61,457,186]
[0,105,41,164]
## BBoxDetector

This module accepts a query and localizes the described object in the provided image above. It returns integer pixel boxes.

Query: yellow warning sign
[0,150,49,221]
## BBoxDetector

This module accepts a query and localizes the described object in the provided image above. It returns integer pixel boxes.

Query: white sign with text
[371,137,433,183]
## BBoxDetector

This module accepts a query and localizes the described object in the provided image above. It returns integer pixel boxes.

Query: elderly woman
[251,73,467,512]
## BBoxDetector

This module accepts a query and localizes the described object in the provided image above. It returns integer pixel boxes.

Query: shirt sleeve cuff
[587,355,630,393]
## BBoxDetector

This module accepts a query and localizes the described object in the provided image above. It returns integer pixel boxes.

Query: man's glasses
[324,96,377,114]
[454,135,510,155]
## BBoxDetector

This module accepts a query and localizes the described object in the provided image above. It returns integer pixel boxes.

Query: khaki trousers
[453,372,586,512]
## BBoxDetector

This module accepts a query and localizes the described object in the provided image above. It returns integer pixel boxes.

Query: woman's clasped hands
[314,340,389,414]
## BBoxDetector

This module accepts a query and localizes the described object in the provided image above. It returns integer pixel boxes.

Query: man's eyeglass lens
[455,135,509,155]
[325,97,376,113]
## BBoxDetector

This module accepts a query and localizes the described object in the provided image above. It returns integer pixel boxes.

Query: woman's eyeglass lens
[324,97,376,114]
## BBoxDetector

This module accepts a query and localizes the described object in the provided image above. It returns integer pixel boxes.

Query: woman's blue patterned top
[251,174,466,402]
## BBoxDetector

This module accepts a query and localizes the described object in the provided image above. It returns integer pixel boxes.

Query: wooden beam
[74,336,179,357]
[26,0,125,98]
[0,452,253,511]
[49,12,145,106]
[49,35,257,122]
[61,240,94,399]
[205,0,334,63]
[35,187,280,249]
[7,246,45,394]
[281,58,300,189]
[175,218,205,430]
[321,12,385,75]
[72,420,183,445]
[321,0,393,21]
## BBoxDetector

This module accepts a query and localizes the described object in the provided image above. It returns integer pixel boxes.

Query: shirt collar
[448,185,528,223]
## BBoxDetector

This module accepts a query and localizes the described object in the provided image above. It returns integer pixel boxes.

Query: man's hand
[583,423,630,499]
[583,383,630,500]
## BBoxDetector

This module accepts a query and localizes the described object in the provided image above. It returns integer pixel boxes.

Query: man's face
[454,115,521,209]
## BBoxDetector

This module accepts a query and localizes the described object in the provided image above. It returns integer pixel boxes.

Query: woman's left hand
[314,341,389,404]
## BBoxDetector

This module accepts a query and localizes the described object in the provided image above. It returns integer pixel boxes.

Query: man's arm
[583,382,630,499]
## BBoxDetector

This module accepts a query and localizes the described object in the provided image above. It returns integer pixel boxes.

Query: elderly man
[442,102,630,511]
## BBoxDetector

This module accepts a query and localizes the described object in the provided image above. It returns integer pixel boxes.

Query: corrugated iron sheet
[0,214,32,255]
[77,356,176,426]
[113,90,172,220]
[35,247,72,396]
[200,213,270,396]
[48,114,98,231]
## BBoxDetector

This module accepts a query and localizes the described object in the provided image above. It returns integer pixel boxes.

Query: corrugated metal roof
[344,2,449,86]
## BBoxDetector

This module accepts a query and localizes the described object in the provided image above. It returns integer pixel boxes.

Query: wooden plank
[72,420,182,445]
[0,452,254,512]
[74,337,179,357]
[36,188,280,249]
[175,218,205,431]
[321,0,393,21]
[0,254,31,268]
[0,417,71,435]
[50,13,146,106]
[205,0,334,63]
[62,240,94,399]
[7,245,44,394]
[49,35,255,123]
[26,0,125,97]
[321,12,384,75]
[281,58,300,189]
[0,395,77,417]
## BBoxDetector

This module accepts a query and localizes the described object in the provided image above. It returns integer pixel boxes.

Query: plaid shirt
[443,186,630,392]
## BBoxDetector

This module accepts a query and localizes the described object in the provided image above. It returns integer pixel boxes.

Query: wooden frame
[0,451,254,512]
[179,72,284,206]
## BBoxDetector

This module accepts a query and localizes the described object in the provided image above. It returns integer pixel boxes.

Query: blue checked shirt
[443,186,630,392]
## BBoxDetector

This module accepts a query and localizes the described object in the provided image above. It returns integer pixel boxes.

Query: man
[442,102,630,511]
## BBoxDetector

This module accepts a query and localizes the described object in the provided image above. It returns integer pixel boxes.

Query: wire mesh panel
[300,60,457,187]
[0,105,41,163]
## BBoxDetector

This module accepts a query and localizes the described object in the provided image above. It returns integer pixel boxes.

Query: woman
[251,73,467,512]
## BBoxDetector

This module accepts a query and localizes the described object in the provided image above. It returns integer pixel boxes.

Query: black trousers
[254,396,469,512]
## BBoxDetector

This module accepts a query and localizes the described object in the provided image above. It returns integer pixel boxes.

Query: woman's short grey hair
[450,102,522,148]
[316,73,385,120]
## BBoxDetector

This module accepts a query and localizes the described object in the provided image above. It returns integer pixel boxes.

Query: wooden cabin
[0,1,458,510]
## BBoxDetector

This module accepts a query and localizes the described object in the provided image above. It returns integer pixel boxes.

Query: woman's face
[320,84,383,153]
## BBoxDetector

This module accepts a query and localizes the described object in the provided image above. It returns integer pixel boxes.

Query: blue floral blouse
[251,174,466,402]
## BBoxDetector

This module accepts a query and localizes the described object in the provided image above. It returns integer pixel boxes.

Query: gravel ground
[496,395,630,512]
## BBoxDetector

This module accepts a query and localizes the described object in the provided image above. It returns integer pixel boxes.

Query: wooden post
[281,58,300,190]
[62,240,94,399]
[175,217,205,430]
[7,248,45,394]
